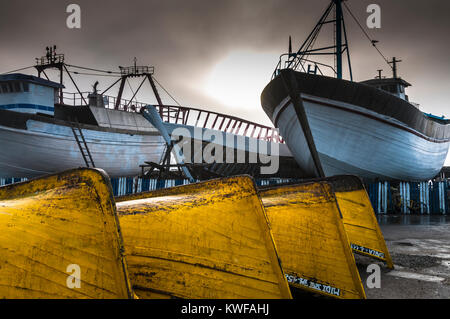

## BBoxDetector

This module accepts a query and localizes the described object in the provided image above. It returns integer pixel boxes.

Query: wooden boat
[261,0,450,182]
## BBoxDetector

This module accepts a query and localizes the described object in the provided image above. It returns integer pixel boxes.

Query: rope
[343,2,393,70]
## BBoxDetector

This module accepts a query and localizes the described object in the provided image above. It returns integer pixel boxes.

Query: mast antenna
[288,36,293,56]
[388,57,402,78]
[376,69,383,79]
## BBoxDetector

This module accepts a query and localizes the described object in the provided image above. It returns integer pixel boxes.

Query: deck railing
[59,92,284,144]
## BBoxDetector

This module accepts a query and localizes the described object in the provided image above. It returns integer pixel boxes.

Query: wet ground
[356,215,450,299]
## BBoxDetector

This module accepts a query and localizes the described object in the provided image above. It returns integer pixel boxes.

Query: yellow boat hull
[0,168,133,299]
[116,176,292,299]
[327,176,394,269]
[260,182,366,299]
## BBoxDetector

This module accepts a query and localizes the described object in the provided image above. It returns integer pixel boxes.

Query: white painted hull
[0,120,166,178]
[274,94,450,181]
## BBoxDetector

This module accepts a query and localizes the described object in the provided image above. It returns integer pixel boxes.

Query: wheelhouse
[0,73,64,116]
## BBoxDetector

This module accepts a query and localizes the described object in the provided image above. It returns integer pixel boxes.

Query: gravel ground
[356,215,450,299]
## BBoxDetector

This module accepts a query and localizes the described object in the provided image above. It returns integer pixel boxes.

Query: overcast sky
[1,0,449,164]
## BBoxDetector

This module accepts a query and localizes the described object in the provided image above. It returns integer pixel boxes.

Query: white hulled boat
[261,0,450,182]
[0,48,300,179]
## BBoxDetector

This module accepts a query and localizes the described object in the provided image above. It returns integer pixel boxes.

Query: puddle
[395,242,414,247]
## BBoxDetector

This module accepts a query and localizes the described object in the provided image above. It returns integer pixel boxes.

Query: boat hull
[276,96,449,181]
[0,108,305,180]
[261,70,450,182]
[0,118,166,178]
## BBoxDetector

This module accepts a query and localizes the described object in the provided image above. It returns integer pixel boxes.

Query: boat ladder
[70,121,96,168]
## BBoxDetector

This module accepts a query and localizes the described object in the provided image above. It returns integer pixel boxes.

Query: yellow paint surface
[0,169,133,299]
[260,182,366,299]
[117,176,292,299]
[335,189,394,269]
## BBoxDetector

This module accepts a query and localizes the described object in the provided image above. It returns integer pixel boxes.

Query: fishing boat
[261,0,450,182]
[0,47,300,179]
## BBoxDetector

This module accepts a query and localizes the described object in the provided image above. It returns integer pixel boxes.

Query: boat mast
[273,0,352,81]
[35,46,65,104]
[35,46,88,106]
[335,0,343,79]
[100,60,164,116]
[388,57,402,79]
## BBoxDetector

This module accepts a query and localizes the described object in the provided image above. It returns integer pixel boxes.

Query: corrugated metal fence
[2,176,448,215]
[108,177,294,197]
[367,180,449,215]
[0,178,29,186]
[0,176,292,197]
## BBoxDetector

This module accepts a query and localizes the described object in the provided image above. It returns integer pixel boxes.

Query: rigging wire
[126,78,138,103]
[152,77,182,107]
[2,61,183,108]
[126,78,146,105]
[1,66,35,75]
[342,2,393,70]
[65,64,121,75]
[68,71,121,77]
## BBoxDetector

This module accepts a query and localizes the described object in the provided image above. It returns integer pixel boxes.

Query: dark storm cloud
[0,0,449,119]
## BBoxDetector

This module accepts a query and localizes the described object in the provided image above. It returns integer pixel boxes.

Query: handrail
[58,91,285,144]
[272,53,337,80]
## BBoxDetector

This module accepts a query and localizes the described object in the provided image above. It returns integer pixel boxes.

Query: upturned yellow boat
[0,168,133,299]
[116,176,292,299]
[326,175,393,268]
[260,181,366,299]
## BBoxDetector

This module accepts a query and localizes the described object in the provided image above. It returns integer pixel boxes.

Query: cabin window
[0,82,31,94]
